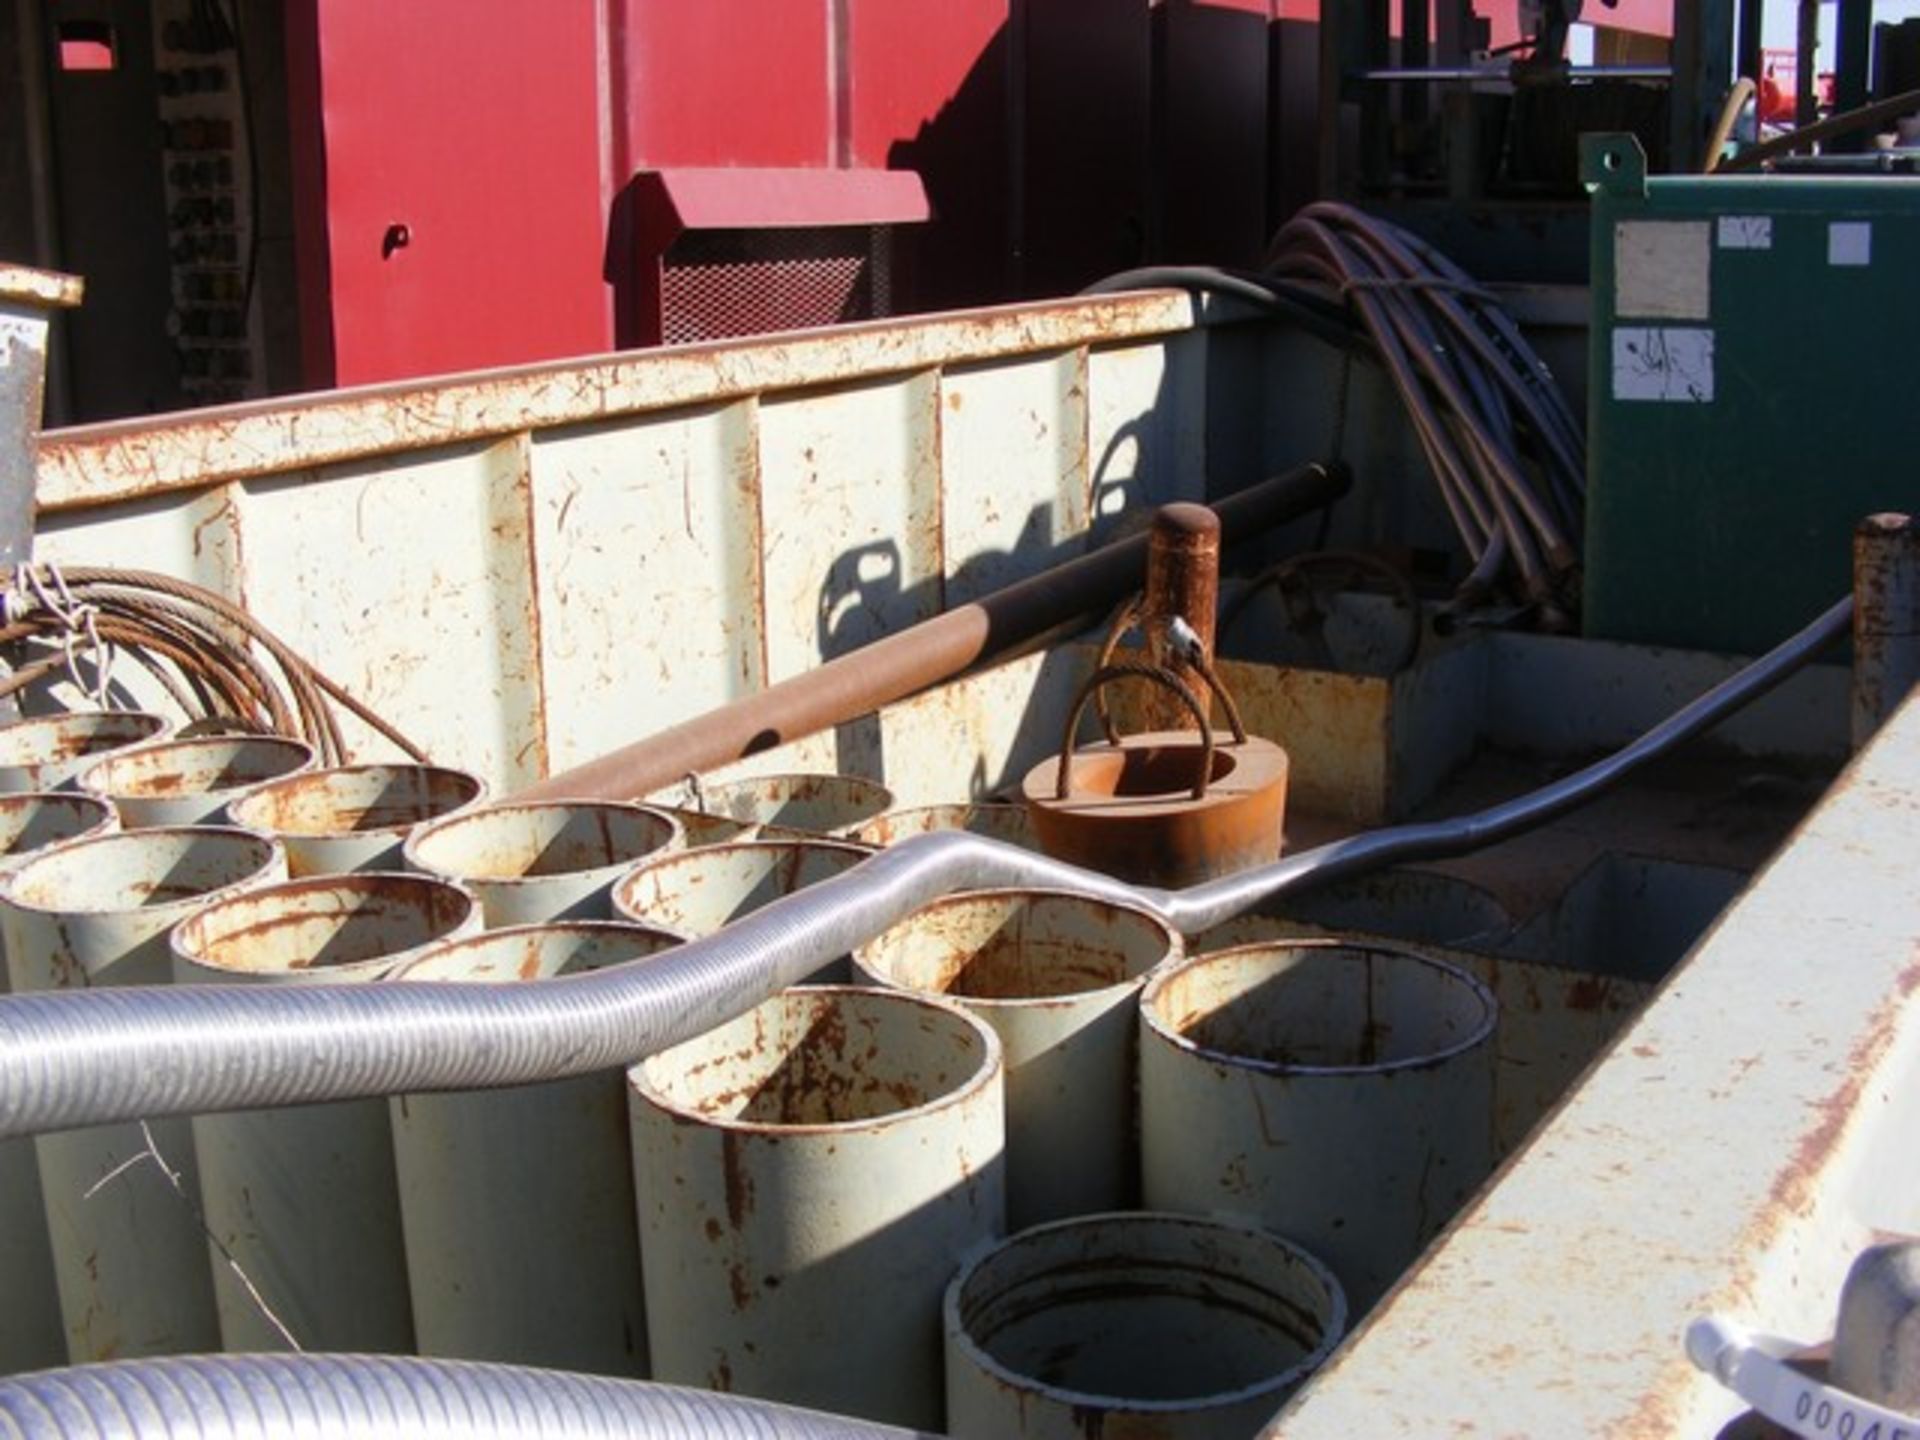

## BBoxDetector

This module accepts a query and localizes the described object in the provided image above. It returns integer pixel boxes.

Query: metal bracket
[1582,133,1650,198]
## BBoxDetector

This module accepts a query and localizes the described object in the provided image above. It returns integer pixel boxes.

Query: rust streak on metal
[505,431,552,785]
[1761,945,1920,1229]
[720,1130,754,1228]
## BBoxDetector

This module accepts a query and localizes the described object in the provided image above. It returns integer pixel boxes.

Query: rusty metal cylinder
[944,1211,1346,1440]
[170,872,481,1352]
[855,802,1038,850]
[77,733,315,828]
[854,889,1178,1228]
[645,803,756,847]
[611,837,870,979]
[630,985,1004,1428]
[403,799,682,926]
[0,792,116,1374]
[0,824,285,1362]
[388,921,685,1374]
[1852,512,1920,750]
[1141,503,1221,730]
[0,710,171,793]
[1139,940,1497,1313]
[1022,723,1289,889]
[227,762,486,875]
[653,772,893,841]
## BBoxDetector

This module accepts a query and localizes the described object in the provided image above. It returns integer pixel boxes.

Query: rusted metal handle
[1054,660,1233,802]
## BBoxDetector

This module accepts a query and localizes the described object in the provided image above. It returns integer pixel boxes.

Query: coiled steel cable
[0,566,426,764]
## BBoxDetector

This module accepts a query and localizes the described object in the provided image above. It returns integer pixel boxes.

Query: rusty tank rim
[944,1209,1348,1415]
[227,763,486,840]
[0,823,282,918]
[609,837,873,932]
[854,802,1036,849]
[0,791,118,860]
[1140,937,1498,1079]
[391,918,690,983]
[402,799,683,888]
[630,983,1003,1138]
[666,771,894,840]
[75,733,316,802]
[853,885,1180,1011]
[171,870,480,980]
[0,709,172,768]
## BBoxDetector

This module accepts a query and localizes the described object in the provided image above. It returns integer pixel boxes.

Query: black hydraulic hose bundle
[1267,203,1584,620]
[1086,206,1586,624]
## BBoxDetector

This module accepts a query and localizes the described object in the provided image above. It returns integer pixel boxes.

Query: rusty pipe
[1852,512,1920,751]
[1139,502,1221,729]
[517,463,1347,804]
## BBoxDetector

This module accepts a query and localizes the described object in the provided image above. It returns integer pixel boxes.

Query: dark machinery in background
[1318,0,1920,276]
[1316,0,1722,280]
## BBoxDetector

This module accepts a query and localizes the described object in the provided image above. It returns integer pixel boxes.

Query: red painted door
[288,0,610,387]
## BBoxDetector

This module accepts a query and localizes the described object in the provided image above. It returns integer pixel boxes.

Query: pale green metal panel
[1584,134,1920,654]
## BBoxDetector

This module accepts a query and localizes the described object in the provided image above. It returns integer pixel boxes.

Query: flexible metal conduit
[0,1354,932,1440]
[0,596,1850,1141]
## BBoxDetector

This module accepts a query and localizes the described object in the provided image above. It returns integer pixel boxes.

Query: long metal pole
[516,463,1348,804]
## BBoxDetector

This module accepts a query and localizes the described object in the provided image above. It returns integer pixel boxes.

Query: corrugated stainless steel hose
[0,1354,932,1439]
[0,595,1850,1140]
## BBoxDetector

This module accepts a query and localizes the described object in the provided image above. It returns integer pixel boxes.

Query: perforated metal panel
[659,227,893,345]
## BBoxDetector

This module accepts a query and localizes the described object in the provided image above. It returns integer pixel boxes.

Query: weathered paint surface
[631,985,1005,1428]
[34,296,1208,799]
[674,772,894,841]
[0,711,172,793]
[227,764,487,876]
[0,792,116,1375]
[1271,692,1920,1437]
[403,801,681,927]
[0,271,80,571]
[172,873,478,1353]
[389,922,685,1376]
[854,889,1179,1228]
[35,295,1200,506]
[0,827,285,1363]
[612,837,871,987]
[945,1212,1345,1440]
[1140,941,1498,1314]
[77,734,316,829]
[12,286,1900,1434]
[1195,912,1653,1161]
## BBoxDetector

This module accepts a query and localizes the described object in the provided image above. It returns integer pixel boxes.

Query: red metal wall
[287,0,610,387]
[848,0,1011,310]
[284,1,1687,389]
[613,1,834,170]
[289,2,1670,388]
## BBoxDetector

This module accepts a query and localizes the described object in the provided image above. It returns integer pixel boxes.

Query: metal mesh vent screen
[660,227,892,345]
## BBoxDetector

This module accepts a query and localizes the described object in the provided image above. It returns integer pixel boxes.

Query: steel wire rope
[0,567,427,763]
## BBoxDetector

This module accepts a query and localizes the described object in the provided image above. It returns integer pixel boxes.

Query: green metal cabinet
[1583,135,1920,654]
